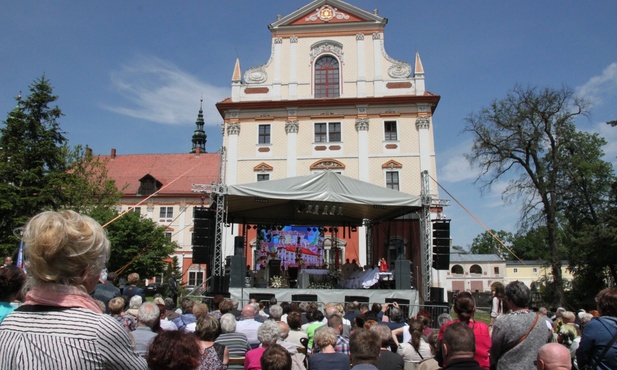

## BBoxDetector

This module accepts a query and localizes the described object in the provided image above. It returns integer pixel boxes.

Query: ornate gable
[270,0,386,30]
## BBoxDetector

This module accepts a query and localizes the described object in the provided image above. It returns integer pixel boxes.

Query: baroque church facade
[216,0,442,282]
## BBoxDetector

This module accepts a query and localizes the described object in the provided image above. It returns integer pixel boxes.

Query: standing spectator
[490,285,505,331]
[216,313,251,359]
[491,281,551,370]
[349,329,381,370]
[237,303,264,348]
[92,271,121,314]
[261,344,293,370]
[396,317,433,368]
[0,210,147,369]
[168,272,178,306]
[0,265,26,322]
[245,320,281,370]
[133,302,160,357]
[536,343,572,370]
[195,315,229,370]
[109,296,136,332]
[124,272,146,302]
[309,327,351,370]
[437,291,491,369]
[370,324,404,370]
[441,323,483,370]
[147,330,202,370]
[576,287,617,370]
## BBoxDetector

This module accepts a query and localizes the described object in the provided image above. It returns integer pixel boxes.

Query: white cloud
[438,140,479,183]
[105,56,229,126]
[576,62,617,106]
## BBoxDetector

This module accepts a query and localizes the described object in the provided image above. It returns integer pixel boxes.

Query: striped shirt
[0,305,148,370]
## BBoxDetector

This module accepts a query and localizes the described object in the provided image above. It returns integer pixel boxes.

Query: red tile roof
[100,152,221,196]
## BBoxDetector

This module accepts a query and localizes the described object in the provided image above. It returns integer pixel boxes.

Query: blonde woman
[0,210,147,369]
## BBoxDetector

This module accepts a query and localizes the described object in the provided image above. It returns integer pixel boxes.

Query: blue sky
[1,1,616,248]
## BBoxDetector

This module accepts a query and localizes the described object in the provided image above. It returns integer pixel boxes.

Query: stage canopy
[224,171,421,226]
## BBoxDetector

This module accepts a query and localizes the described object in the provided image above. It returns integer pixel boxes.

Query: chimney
[111,148,116,159]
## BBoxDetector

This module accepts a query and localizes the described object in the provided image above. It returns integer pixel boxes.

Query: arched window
[470,264,483,274]
[314,56,340,98]
[451,265,464,275]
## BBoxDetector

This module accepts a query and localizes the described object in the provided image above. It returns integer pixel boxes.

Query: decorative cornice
[416,116,430,130]
[285,120,299,134]
[227,122,241,135]
[355,118,370,131]
[310,41,344,65]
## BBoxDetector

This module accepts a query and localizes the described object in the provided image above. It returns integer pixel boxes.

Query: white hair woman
[0,210,148,369]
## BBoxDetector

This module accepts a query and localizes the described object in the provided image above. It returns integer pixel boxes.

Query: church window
[314,56,340,98]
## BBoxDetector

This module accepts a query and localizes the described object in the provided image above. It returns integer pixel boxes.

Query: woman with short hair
[308,327,350,370]
[195,315,229,370]
[0,210,148,369]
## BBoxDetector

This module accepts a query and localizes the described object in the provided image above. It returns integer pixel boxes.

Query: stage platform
[229,287,419,315]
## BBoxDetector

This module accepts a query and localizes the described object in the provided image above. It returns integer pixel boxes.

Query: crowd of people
[1,210,617,370]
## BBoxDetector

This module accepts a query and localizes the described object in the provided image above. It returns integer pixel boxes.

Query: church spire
[190,99,207,154]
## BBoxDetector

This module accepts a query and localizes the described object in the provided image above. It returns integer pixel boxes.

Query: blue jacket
[576,316,617,370]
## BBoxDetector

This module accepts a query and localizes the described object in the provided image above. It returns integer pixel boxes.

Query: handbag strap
[588,319,617,369]
[501,312,540,355]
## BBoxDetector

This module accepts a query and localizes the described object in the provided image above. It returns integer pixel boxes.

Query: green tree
[90,208,179,281]
[464,85,589,305]
[470,229,512,256]
[0,76,68,256]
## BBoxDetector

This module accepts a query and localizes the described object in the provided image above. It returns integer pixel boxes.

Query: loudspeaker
[234,236,244,256]
[192,246,210,264]
[432,254,450,270]
[268,259,281,279]
[430,287,445,302]
[228,255,246,288]
[291,294,318,302]
[395,259,412,290]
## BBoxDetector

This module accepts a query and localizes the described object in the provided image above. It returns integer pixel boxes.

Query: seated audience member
[133,302,160,357]
[215,313,251,359]
[417,330,440,370]
[245,320,281,370]
[195,315,229,370]
[0,265,26,322]
[350,329,381,369]
[309,327,351,370]
[396,317,433,368]
[126,294,143,321]
[0,210,147,369]
[261,343,293,370]
[109,296,136,332]
[237,303,264,348]
[370,324,404,370]
[173,297,196,332]
[286,311,308,347]
[536,343,572,370]
[269,304,283,321]
[147,330,201,370]
[441,322,483,370]
[156,303,178,331]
